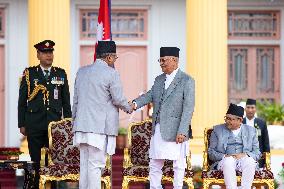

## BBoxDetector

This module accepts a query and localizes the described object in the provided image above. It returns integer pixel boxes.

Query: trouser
[218,156,257,189]
[27,131,49,189]
[79,144,107,189]
[149,156,186,189]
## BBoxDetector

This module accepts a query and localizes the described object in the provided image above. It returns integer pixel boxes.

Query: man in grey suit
[133,47,195,189]
[208,103,261,189]
[72,41,133,189]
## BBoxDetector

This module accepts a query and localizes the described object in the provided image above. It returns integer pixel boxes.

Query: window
[229,48,248,92]
[228,11,280,39]
[228,46,280,103]
[0,8,4,38]
[256,48,275,94]
[80,9,147,40]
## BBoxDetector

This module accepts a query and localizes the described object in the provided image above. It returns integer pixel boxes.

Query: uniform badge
[51,77,56,85]
[54,88,58,100]
[254,123,261,137]
[51,77,64,85]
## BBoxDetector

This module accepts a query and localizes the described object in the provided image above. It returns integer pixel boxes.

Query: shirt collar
[231,124,242,136]
[246,116,255,122]
[166,68,179,78]
[40,65,51,72]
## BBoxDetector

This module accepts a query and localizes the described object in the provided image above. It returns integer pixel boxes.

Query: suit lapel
[162,70,182,102]
[222,125,230,150]
[49,66,57,81]
[254,118,257,127]
[241,125,248,147]
[36,65,45,82]
[158,74,166,98]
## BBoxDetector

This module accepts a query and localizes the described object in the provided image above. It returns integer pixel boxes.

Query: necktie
[44,70,50,80]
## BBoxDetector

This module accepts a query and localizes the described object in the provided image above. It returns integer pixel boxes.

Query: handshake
[127,101,137,114]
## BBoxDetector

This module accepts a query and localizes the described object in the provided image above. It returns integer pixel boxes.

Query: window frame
[79,9,148,41]
[228,10,281,40]
[0,8,5,38]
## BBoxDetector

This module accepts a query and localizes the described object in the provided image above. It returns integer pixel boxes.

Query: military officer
[18,40,72,188]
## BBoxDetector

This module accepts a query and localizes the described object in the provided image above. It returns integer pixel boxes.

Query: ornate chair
[202,128,274,189]
[39,118,111,189]
[122,119,194,189]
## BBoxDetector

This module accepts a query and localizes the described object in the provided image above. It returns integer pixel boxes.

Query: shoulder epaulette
[53,66,65,73]
[26,66,37,71]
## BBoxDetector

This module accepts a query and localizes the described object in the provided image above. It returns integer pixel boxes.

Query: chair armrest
[40,147,53,167]
[263,152,271,170]
[202,150,209,171]
[186,151,192,170]
[123,147,132,168]
[105,155,111,170]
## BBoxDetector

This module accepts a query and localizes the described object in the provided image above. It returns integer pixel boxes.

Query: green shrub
[257,101,284,125]
[118,127,128,135]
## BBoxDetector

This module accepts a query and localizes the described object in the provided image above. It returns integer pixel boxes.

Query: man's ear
[36,51,40,60]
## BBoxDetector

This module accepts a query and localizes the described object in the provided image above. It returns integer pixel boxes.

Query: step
[0,187,17,189]
[112,152,124,188]
[0,178,17,186]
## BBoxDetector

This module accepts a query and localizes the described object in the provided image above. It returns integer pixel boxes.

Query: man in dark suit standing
[18,40,72,188]
[243,98,270,168]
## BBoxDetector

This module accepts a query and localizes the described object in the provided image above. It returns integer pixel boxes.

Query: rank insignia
[51,77,64,85]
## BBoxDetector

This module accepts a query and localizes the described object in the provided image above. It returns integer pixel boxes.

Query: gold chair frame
[122,119,194,189]
[39,118,111,189]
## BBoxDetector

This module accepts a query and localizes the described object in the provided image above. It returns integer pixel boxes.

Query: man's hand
[20,127,26,136]
[128,101,135,113]
[176,134,186,144]
[232,153,247,159]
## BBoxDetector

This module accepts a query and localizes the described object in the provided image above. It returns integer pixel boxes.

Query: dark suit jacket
[18,65,72,136]
[243,117,270,168]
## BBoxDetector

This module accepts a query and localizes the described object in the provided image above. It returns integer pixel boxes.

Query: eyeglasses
[157,58,173,63]
[224,116,239,122]
[112,55,118,59]
[107,54,118,60]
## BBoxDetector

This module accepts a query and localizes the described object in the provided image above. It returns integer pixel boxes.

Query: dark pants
[27,130,49,189]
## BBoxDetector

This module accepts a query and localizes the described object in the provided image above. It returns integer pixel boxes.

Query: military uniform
[18,40,71,188]
[18,65,72,133]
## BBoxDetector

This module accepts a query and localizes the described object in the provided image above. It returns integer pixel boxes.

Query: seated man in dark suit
[243,98,270,168]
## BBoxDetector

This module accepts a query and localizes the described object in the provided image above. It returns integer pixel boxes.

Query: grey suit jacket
[208,123,261,169]
[134,69,195,142]
[72,59,131,136]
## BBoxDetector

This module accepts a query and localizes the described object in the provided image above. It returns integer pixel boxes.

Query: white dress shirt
[245,117,255,127]
[40,65,51,76]
[164,68,179,89]
[231,125,242,137]
[149,68,190,160]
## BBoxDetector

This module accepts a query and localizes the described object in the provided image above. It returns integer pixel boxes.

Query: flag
[94,0,112,61]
